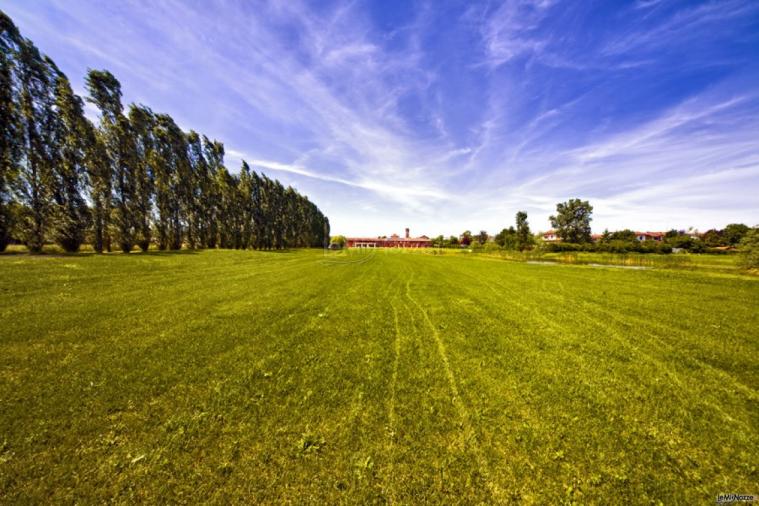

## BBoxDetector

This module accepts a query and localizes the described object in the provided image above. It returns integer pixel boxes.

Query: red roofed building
[635,231,664,242]
[346,228,432,248]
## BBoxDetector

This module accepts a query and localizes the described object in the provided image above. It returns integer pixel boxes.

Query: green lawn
[1,249,757,503]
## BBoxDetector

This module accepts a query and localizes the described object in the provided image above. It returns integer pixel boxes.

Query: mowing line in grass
[2,250,756,502]
[384,282,408,504]
[403,273,502,502]
[429,256,756,499]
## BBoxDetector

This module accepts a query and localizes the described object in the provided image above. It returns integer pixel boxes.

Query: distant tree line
[0,12,329,253]
[540,200,754,255]
[426,197,756,260]
[428,210,536,251]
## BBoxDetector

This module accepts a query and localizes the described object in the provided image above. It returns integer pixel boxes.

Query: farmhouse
[635,231,664,242]
[542,230,666,242]
[346,228,432,248]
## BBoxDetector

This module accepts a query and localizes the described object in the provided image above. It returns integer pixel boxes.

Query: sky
[4,0,759,236]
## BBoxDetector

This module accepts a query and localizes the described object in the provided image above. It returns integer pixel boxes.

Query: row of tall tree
[427,211,534,250]
[0,12,328,253]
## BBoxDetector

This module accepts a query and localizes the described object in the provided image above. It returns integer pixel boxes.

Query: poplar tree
[186,131,206,248]
[250,170,264,249]
[172,130,193,249]
[0,42,18,251]
[86,69,136,253]
[50,74,89,251]
[259,174,274,249]
[238,161,254,249]
[203,137,224,248]
[0,12,21,251]
[152,114,180,249]
[169,122,190,250]
[215,166,235,249]
[0,11,332,255]
[15,40,56,252]
[151,116,171,250]
[516,211,531,251]
[83,121,111,253]
[128,104,155,251]
[151,114,187,250]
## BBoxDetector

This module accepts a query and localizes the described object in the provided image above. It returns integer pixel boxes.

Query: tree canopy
[0,11,329,253]
[739,227,759,269]
[549,199,593,244]
[515,211,531,251]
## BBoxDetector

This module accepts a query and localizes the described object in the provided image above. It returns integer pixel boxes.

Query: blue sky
[5,0,759,236]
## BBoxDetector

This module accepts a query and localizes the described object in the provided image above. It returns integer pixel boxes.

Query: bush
[704,247,730,255]
[483,242,502,253]
[330,235,346,249]
[738,228,759,269]
[666,235,706,252]
[542,242,584,253]
[544,240,672,254]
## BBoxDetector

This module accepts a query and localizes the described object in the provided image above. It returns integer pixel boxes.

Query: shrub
[548,240,672,254]
[483,242,502,253]
[330,235,346,249]
[738,228,759,269]
[542,242,584,253]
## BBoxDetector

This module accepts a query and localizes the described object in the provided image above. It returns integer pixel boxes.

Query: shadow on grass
[254,249,299,254]
[0,247,311,257]
[0,248,199,257]
[0,249,98,258]
[139,249,200,256]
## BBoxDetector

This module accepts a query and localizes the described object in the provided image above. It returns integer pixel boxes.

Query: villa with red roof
[542,230,666,242]
[346,228,431,248]
[634,232,664,242]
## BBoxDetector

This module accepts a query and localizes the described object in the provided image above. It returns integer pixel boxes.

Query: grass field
[1,248,757,503]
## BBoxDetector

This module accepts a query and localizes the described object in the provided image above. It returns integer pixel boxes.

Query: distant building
[542,230,666,242]
[346,227,432,248]
[634,232,664,242]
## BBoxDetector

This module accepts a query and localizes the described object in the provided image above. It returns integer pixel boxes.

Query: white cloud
[6,0,757,236]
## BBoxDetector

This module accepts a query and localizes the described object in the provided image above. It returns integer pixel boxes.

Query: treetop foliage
[739,227,759,269]
[550,199,594,243]
[0,11,329,253]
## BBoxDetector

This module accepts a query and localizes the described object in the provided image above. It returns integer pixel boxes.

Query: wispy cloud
[226,149,451,202]
[602,0,759,57]
[474,0,556,68]
[4,0,758,234]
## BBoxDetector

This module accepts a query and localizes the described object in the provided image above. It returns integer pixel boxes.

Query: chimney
[405,227,410,239]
